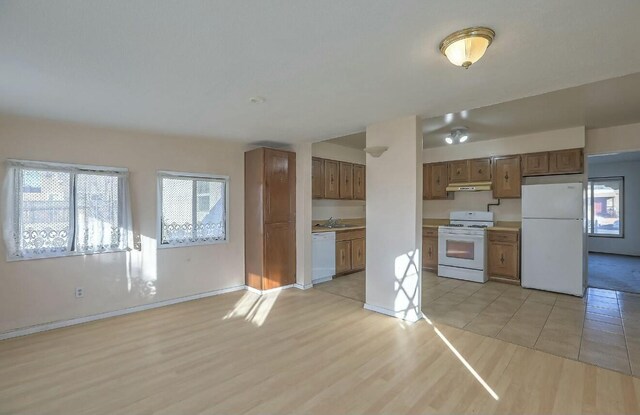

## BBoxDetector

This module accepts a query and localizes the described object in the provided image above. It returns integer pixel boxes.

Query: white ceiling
[423,72,640,148]
[2,1,640,143]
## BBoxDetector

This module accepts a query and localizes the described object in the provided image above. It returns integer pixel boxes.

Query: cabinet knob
[504,171,509,181]
[500,254,505,264]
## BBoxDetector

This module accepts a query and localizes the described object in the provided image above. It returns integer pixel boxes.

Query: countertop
[312,218,520,233]
[312,218,365,233]
[423,218,521,232]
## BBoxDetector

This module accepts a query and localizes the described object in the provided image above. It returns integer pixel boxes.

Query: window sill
[6,248,130,263]
[157,239,228,249]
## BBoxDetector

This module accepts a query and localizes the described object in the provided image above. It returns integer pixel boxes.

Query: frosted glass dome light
[440,27,495,69]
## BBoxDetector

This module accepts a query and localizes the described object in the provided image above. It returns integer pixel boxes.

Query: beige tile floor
[314,270,640,376]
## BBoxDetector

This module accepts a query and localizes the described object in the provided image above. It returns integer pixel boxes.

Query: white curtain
[2,160,132,260]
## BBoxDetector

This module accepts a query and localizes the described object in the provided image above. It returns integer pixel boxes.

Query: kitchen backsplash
[312,199,366,220]
[423,191,522,221]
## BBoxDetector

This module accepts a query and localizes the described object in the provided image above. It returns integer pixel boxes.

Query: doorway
[587,151,640,294]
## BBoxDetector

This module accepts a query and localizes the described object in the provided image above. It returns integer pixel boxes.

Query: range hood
[446,181,492,192]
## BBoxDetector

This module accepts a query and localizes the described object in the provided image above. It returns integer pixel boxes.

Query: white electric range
[438,211,494,283]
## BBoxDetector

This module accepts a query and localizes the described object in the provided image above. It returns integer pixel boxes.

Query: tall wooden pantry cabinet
[245,148,296,291]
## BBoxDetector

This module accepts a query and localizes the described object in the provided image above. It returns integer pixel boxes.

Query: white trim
[294,283,314,290]
[156,172,230,248]
[0,285,246,341]
[311,276,333,284]
[246,284,295,295]
[363,303,423,323]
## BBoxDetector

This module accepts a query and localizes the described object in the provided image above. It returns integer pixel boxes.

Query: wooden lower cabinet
[351,238,365,270]
[422,227,438,271]
[334,229,366,276]
[487,230,520,283]
[335,240,352,274]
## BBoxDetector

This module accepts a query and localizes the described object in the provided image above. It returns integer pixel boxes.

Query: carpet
[588,253,640,294]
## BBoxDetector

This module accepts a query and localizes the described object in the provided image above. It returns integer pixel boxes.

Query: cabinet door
[522,152,549,176]
[424,163,449,199]
[339,162,353,199]
[448,160,470,183]
[351,238,365,270]
[492,156,521,199]
[264,222,296,289]
[469,158,491,182]
[353,164,366,200]
[312,157,325,198]
[488,242,519,280]
[265,149,294,223]
[324,160,340,199]
[549,148,583,174]
[422,236,438,271]
[335,240,352,274]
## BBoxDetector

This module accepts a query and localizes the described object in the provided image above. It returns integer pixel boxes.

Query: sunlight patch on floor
[223,291,280,327]
[424,315,500,400]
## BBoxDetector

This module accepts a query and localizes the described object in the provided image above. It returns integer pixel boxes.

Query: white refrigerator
[521,183,586,296]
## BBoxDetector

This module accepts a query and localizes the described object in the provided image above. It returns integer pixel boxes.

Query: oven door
[438,230,485,271]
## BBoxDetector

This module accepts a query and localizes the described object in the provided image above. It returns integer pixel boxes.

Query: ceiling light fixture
[249,96,266,104]
[363,146,389,158]
[439,27,495,69]
[444,128,469,145]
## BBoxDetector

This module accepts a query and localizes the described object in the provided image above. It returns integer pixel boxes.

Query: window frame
[157,170,230,249]
[587,176,624,238]
[5,159,130,262]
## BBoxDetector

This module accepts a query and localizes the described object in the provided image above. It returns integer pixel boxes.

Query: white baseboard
[246,284,294,295]
[294,282,313,290]
[0,285,246,341]
[363,303,423,323]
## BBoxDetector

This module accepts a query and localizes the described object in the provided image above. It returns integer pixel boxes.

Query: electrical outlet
[75,287,84,298]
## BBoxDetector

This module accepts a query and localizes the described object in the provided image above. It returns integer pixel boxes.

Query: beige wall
[586,122,640,155]
[423,126,586,221]
[365,115,422,322]
[0,114,246,334]
[312,141,366,220]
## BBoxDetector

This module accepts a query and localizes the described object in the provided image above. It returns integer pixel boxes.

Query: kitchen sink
[314,223,356,229]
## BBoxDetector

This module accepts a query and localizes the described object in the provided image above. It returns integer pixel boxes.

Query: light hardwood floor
[1,287,640,414]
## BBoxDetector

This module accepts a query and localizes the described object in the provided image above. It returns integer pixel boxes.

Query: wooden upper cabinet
[469,158,492,182]
[424,162,449,200]
[339,162,353,199]
[550,148,583,174]
[448,160,470,183]
[264,149,295,223]
[311,157,325,198]
[324,160,340,199]
[522,152,550,176]
[353,164,366,200]
[492,156,521,199]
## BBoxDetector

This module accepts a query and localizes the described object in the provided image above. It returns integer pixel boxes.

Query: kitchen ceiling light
[439,27,495,69]
[444,128,469,145]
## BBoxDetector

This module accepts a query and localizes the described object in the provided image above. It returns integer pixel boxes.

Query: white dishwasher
[312,232,336,284]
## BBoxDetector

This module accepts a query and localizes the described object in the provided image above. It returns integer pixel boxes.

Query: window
[158,171,228,247]
[3,160,132,260]
[587,177,624,237]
